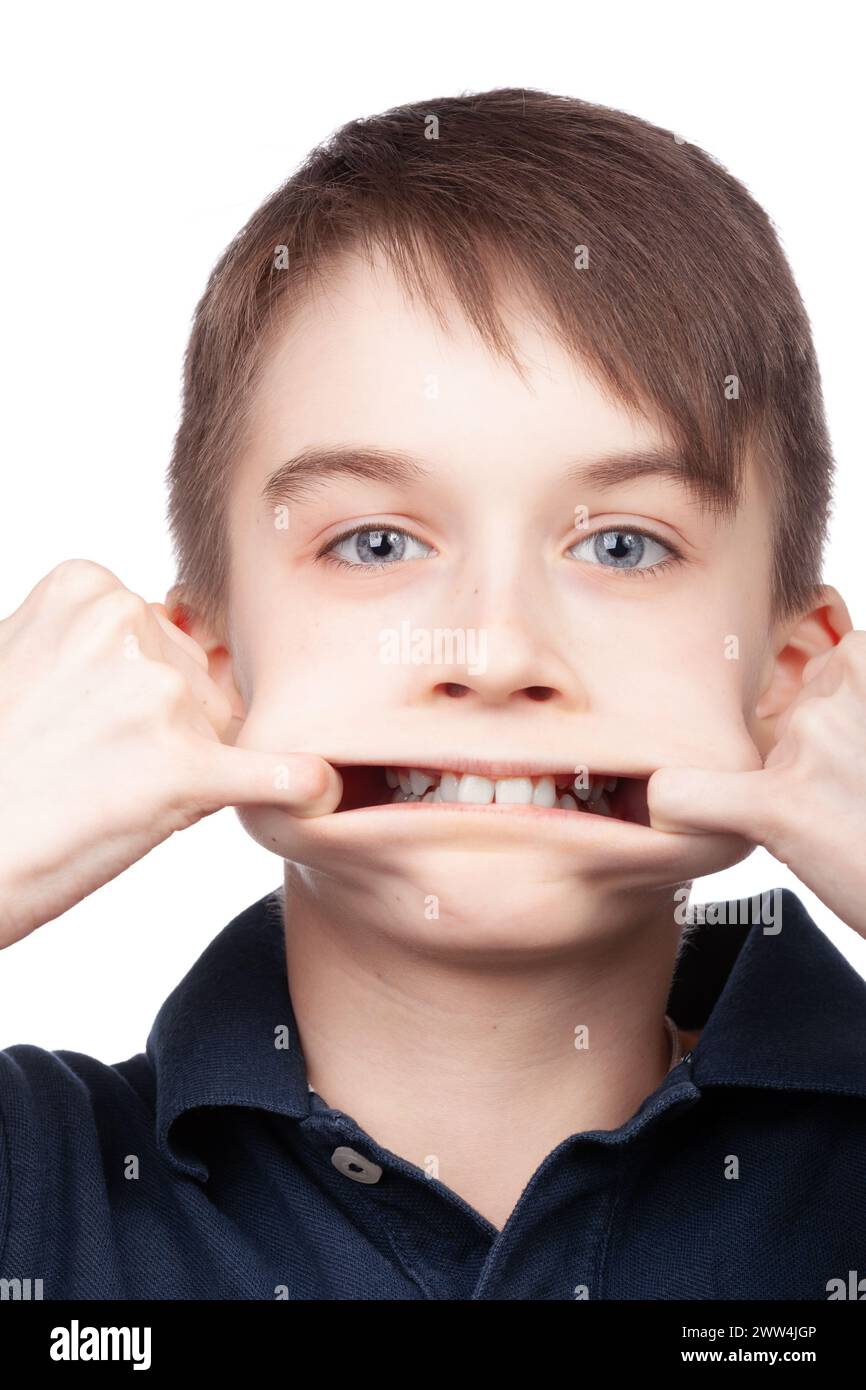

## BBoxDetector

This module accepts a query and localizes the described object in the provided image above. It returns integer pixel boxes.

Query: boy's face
[195,247,792,937]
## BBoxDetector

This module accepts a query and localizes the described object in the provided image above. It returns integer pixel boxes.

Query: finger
[647,766,776,842]
[801,649,834,685]
[772,656,839,745]
[145,609,235,737]
[192,748,343,817]
[149,603,210,671]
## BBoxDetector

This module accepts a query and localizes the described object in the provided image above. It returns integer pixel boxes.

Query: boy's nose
[415,621,585,710]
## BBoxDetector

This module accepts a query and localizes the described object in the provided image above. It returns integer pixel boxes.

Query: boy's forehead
[252,247,662,457]
[243,245,763,532]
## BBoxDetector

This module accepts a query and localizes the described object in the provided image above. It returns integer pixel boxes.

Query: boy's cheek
[743,702,782,761]
[231,690,395,762]
[687,714,765,776]
[620,660,766,774]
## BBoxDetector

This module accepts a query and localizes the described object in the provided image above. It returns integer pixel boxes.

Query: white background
[1,0,864,1060]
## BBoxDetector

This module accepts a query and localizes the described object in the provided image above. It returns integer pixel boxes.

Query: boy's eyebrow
[259,444,719,507]
[260,446,429,505]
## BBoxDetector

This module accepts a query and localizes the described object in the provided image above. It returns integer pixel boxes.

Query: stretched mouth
[332,764,651,826]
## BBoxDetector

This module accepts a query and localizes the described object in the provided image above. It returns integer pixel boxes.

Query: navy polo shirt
[1,885,865,1300]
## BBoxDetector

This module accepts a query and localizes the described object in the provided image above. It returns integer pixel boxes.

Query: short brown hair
[167,86,834,634]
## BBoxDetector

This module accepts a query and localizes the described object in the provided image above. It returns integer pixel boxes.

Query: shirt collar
[147,889,310,1179]
[147,886,866,1180]
[668,888,866,1097]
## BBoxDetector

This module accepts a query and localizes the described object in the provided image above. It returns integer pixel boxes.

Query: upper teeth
[384,767,618,813]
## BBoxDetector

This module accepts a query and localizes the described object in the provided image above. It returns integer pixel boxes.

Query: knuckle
[838,630,866,682]
[790,698,825,740]
[755,765,803,855]
[149,661,189,708]
[160,748,218,820]
[43,558,120,601]
[124,659,190,728]
[763,806,795,865]
[91,586,150,632]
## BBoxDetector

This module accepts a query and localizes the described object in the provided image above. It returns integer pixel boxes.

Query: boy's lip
[292,767,687,871]
[329,756,656,779]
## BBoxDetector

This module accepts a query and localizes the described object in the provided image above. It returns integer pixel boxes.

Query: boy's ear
[163,584,247,721]
[750,584,854,758]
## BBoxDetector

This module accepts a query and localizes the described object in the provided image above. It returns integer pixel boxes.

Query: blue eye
[567,528,680,577]
[321,524,434,569]
[318,522,683,577]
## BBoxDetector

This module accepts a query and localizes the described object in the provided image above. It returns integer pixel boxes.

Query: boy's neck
[281,870,685,1233]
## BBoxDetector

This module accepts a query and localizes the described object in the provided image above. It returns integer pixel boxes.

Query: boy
[1,86,865,1301]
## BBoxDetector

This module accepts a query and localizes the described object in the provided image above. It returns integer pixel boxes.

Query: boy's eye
[566,528,679,577]
[321,525,435,569]
[318,522,683,577]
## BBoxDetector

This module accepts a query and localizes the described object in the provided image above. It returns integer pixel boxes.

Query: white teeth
[457,774,495,805]
[532,776,556,807]
[440,772,460,801]
[410,769,435,797]
[384,766,620,814]
[494,777,534,805]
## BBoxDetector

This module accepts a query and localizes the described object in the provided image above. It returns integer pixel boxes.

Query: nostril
[525,687,555,701]
[439,683,471,698]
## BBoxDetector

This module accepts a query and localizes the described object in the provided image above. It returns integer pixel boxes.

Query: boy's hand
[647,630,866,936]
[0,560,342,948]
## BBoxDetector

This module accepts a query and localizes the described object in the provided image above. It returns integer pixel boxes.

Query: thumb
[647,766,772,840]
[195,747,344,818]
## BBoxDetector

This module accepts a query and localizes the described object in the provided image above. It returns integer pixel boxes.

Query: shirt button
[330,1145,383,1184]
